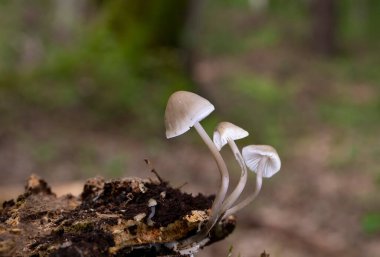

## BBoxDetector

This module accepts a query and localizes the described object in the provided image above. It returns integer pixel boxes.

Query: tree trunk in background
[182,0,204,78]
[95,0,192,61]
[52,0,88,43]
[310,0,337,56]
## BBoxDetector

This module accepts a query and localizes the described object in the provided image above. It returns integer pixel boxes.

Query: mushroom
[147,198,158,226]
[222,145,281,218]
[165,91,229,230]
[212,122,249,212]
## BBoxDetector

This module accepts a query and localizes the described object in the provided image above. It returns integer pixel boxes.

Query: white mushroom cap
[148,198,157,207]
[165,91,215,138]
[213,122,249,151]
[242,145,281,178]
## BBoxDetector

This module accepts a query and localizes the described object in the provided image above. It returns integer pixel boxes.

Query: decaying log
[0,174,236,257]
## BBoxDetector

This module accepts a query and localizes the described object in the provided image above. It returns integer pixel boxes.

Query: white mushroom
[165,91,229,230]
[147,198,158,226]
[223,145,280,218]
[213,122,249,212]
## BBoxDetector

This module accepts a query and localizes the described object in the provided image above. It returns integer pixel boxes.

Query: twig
[144,159,164,183]
[175,182,188,190]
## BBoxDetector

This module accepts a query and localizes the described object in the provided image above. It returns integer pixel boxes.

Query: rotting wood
[0,174,236,257]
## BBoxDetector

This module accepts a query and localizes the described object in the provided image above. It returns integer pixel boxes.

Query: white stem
[147,206,156,226]
[175,122,230,250]
[193,122,229,227]
[222,157,267,219]
[220,140,248,212]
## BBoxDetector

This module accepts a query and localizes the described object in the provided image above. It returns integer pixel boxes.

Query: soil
[79,177,214,227]
[0,175,235,257]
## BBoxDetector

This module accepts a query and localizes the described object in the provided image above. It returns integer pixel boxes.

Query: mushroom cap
[213,122,249,151]
[165,91,215,138]
[242,145,281,178]
[148,198,157,207]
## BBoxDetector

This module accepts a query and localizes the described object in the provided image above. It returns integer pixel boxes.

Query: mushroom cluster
[164,91,281,254]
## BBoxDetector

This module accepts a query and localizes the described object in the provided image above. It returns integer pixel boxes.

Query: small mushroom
[165,91,229,229]
[147,198,158,226]
[223,145,280,218]
[213,122,249,212]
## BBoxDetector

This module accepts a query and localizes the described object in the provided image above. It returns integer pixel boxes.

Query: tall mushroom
[222,145,281,218]
[165,91,229,230]
[213,122,249,212]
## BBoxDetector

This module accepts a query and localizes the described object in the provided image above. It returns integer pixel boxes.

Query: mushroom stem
[220,140,248,212]
[147,206,156,226]
[222,157,267,219]
[193,122,229,228]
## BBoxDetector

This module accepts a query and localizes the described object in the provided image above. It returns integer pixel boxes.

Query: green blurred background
[0,1,379,256]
